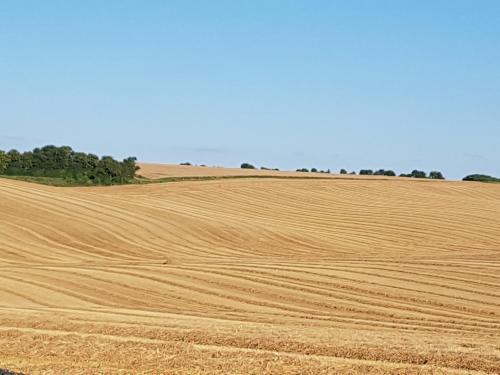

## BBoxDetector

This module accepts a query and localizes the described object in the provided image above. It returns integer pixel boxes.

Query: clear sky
[1,1,499,179]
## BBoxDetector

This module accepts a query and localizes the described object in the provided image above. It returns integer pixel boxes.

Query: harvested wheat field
[137,163,379,179]
[0,172,499,374]
[137,163,324,179]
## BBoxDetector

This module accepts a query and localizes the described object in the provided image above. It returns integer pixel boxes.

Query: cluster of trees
[339,168,444,179]
[179,162,208,167]
[297,167,445,179]
[0,145,138,184]
[261,166,280,171]
[462,174,499,182]
[340,169,357,175]
[239,163,446,180]
[240,163,280,171]
[296,168,331,173]
[177,162,498,183]
[398,170,445,179]
[358,169,396,176]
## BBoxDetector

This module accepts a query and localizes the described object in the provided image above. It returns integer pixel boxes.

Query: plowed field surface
[0,173,499,374]
[137,163,379,179]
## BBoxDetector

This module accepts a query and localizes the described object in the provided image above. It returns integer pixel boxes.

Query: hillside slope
[0,176,499,374]
[137,162,390,179]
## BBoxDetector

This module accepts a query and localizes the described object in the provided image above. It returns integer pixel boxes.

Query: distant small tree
[311,168,318,173]
[180,162,192,166]
[359,169,373,175]
[410,170,427,178]
[429,171,445,180]
[340,169,347,174]
[296,168,309,172]
[350,171,356,175]
[241,163,256,169]
[463,174,498,182]
[373,169,396,176]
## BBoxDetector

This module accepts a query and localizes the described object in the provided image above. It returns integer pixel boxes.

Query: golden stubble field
[0,166,499,374]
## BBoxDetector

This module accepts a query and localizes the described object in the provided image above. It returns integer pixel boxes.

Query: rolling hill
[0,167,499,374]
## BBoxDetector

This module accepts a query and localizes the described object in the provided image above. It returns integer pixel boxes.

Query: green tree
[2,145,137,185]
[340,169,347,174]
[241,163,255,169]
[463,174,498,182]
[5,150,23,175]
[0,150,10,173]
[410,170,427,178]
[121,157,139,182]
[359,169,373,175]
[429,171,445,180]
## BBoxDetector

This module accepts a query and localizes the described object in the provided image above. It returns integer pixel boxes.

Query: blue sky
[1,1,499,179]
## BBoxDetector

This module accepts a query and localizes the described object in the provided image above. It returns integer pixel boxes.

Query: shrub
[429,171,445,180]
[180,162,192,166]
[462,174,499,182]
[241,163,256,169]
[373,169,396,176]
[311,168,318,173]
[340,169,347,174]
[410,170,427,178]
[359,169,373,175]
[296,168,309,172]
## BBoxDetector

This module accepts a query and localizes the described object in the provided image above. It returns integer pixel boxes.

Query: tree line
[462,174,499,182]
[240,163,445,179]
[191,162,500,183]
[0,145,138,185]
[358,169,444,179]
[184,161,498,183]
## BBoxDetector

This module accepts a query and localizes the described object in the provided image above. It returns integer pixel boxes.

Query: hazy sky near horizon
[1,1,499,179]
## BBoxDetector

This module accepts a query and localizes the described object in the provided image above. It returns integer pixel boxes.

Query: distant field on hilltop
[138,162,390,179]
[0,174,499,374]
